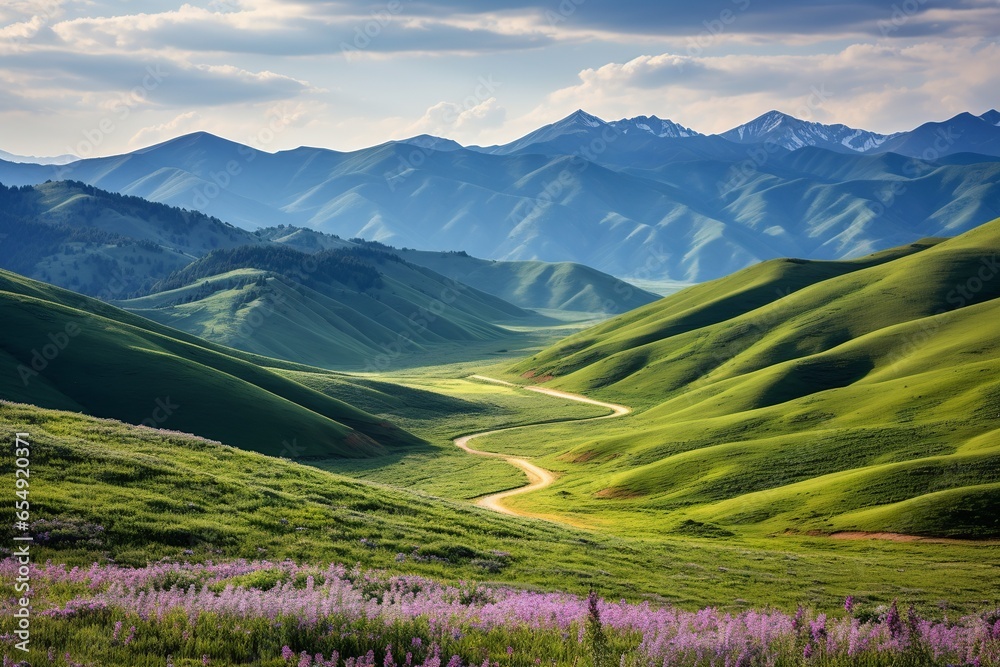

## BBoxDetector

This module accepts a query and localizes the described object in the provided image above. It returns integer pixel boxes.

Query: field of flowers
[2,558,998,667]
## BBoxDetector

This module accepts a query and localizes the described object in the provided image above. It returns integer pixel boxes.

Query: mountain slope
[391,247,660,313]
[504,220,1000,538]
[257,227,661,313]
[118,244,535,369]
[719,110,893,153]
[2,113,1000,281]
[0,268,421,457]
[0,180,262,297]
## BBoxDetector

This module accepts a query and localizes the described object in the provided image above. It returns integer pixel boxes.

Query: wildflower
[299,651,312,667]
[803,642,813,659]
[885,599,904,639]
[844,596,854,613]
[202,655,210,666]
[283,646,295,661]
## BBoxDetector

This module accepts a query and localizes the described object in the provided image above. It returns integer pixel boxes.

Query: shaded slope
[0,269,421,457]
[259,226,660,312]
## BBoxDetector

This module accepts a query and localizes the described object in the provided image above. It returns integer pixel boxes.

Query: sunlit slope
[0,269,421,457]
[507,220,1000,537]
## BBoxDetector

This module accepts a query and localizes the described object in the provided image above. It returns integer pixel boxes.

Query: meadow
[4,558,999,666]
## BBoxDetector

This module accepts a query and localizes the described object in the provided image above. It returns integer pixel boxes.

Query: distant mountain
[719,110,893,153]
[398,135,464,152]
[608,115,700,139]
[472,109,744,166]
[0,268,421,457]
[0,149,77,165]
[2,109,1000,282]
[876,112,1000,159]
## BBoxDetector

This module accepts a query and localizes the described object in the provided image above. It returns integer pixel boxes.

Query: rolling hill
[0,268,421,457]
[257,226,661,313]
[2,110,1000,282]
[118,244,537,368]
[503,218,1000,539]
[0,180,262,297]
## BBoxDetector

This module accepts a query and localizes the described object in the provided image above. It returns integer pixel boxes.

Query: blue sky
[0,0,998,157]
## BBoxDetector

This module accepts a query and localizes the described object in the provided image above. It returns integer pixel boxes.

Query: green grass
[287,372,608,498]
[2,400,999,615]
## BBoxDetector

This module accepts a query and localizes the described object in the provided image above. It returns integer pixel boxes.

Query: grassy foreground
[1,401,999,616]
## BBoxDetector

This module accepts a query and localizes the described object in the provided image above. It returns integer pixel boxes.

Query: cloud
[516,40,1000,135]
[48,3,555,57]
[128,110,202,148]
[0,50,315,107]
[405,97,507,138]
[384,0,1000,41]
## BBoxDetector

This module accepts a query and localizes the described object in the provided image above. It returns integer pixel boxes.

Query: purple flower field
[2,558,999,666]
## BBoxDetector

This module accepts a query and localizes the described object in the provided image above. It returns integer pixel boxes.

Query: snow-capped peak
[720,111,890,153]
[609,115,702,138]
[563,109,606,128]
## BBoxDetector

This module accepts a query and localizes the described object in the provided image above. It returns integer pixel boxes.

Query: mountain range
[0,181,658,368]
[0,110,998,282]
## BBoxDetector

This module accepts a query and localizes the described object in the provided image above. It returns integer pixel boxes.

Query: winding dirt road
[455,375,630,517]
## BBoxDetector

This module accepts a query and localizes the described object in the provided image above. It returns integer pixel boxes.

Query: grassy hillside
[0,268,420,457]
[258,225,661,313]
[0,180,261,296]
[119,245,540,369]
[2,399,998,614]
[497,221,1000,539]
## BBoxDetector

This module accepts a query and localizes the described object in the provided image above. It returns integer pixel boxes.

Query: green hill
[0,180,262,297]
[258,225,661,313]
[0,268,421,457]
[119,245,537,369]
[502,221,1000,538]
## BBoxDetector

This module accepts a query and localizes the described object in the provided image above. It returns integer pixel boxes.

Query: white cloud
[129,110,202,148]
[512,39,1000,135]
[405,97,507,139]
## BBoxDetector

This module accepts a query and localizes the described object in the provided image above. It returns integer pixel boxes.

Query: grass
[2,400,998,615]
[287,372,607,498]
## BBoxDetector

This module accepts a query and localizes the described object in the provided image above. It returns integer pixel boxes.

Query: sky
[0,0,998,158]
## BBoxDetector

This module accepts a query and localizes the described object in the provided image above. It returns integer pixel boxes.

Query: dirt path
[456,375,630,517]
